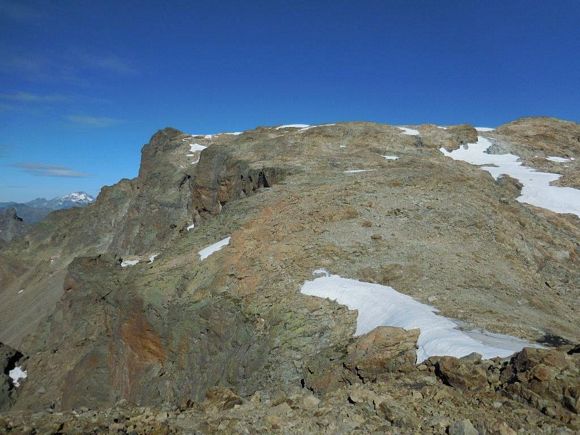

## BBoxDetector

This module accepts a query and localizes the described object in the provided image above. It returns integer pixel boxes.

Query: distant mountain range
[0,192,95,224]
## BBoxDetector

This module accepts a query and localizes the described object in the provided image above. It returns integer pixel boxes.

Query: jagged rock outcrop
[0,208,26,248]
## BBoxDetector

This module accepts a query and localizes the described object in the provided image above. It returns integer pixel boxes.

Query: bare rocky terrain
[0,117,578,433]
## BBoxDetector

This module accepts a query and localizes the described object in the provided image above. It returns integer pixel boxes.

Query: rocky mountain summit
[0,117,578,433]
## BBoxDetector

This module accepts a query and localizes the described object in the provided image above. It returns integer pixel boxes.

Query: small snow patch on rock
[398,127,420,136]
[9,366,27,387]
[199,237,231,260]
[121,259,139,267]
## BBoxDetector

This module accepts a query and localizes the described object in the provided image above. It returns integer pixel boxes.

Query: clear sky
[1,0,579,202]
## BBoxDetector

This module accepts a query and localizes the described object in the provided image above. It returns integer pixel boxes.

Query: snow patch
[300,273,537,362]
[475,127,495,132]
[187,223,195,231]
[198,237,231,260]
[382,155,399,160]
[191,132,241,139]
[121,259,139,268]
[298,123,336,132]
[546,156,573,163]
[344,169,374,174]
[148,253,159,264]
[9,366,27,387]
[398,127,420,136]
[440,136,580,217]
[190,143,207,153]
[275,124,310,129]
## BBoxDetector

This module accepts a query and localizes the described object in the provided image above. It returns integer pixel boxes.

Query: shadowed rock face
[0,208,26,247]
[0,342,24,411]
[0,118,579,432]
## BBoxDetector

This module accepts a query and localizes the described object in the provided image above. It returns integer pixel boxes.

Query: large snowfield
[301,272,536,362]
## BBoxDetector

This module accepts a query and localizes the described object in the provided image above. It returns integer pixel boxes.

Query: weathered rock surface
[0,118,578,432]
[0,208,26,248]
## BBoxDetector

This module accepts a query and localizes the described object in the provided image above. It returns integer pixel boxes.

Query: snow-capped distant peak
[57,192,95,204]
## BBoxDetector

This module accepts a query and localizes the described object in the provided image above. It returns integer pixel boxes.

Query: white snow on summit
[275,124,310,129]
[301,272,537,362]
[398,127,420,136]
[56,192,95,205]
[440,136,580,217]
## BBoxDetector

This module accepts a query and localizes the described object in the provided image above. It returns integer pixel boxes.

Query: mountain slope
[0,119,578,432]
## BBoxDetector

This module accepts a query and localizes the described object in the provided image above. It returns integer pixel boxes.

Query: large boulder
[345,326,418,381]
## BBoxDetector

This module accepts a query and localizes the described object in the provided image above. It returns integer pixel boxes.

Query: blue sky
[1,0,579,202]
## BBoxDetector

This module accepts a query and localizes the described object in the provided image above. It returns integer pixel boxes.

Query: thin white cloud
[0,91,70,103]
[12,163,89,178]
[66,115,124,127]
